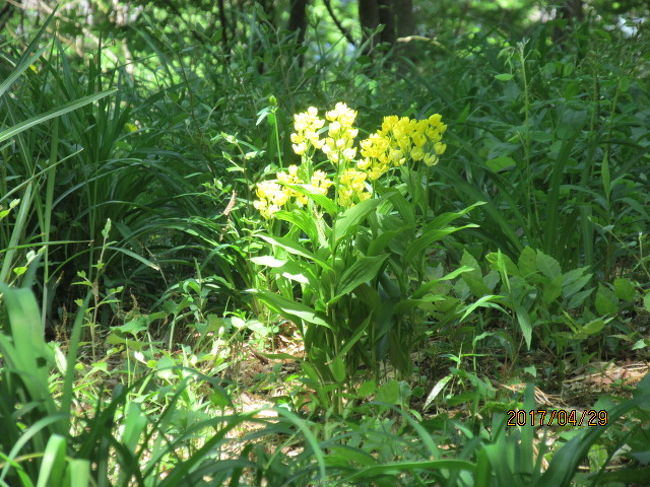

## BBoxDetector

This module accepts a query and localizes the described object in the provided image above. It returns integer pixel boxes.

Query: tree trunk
[553,0,584,44]
[288,0,309,46]
[377,0,395,45]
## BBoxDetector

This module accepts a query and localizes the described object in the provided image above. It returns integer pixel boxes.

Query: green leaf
[274,209,318,243]
[329,356,346,384]
[251,290,331,328]
[495,73,514,81]
[486,156,516,173]
[536,251,562,279]
[375,379,401,405]
[595,284,619,315]
[542,275,563,304]
[284,183,337,216]
[413,265,474,299]
[576,317,609,338]
[459,295,507,323]
[275,260,317,286]
[332,197,384,246]
[515,304,533,349]
[0,90,117,144]
[517,246,538,277]
[250,255,286,267]
[613,277,636,302]
[405,224,477,265]
[645,293,650,312]
[330,254,388,304]
[423,375,452,410]
[258,234,332,271]
[460,251,490,297]
[358,380,377,397]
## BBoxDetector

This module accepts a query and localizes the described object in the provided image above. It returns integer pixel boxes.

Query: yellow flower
[310,170,334,195]
[254,180,290,218]
[326,102,357,127]
[291,107,325,155]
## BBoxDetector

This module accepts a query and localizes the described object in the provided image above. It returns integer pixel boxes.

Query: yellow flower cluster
[321,103,359,164]
[254,164,334,219]
[253,180,290,219]
[290,107,325,155]
[338,168,371,207]
[253,103,446,218]
[359,114,447,181]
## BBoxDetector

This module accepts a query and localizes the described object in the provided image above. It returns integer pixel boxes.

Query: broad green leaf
[251,290,331,328]
[486,156,516,173]
[329,356,346,384]
[274,209,318,243]
[518,246,538,277]
[404,224,477,265]
[645,292,650,312]
[358,380,377,397]
[258,234,332,271]
[336,315,372,359]
[595,284,618,315]
[330,254,388,304]
[460,250,490,297]
[495,73,514,81]
[556,108,588,140]
[284,183,337,216]
[375,379,401,405]
[412,265,474,299]
[576,317,609,339]
[250,255,286,267]
[37,434,66,487]
[459,295,507,323]
[275,260,317,286]
[562,267,592,298]
[613,277,636,302]
[332,197,384,246]
[536,251,562,279]
[542,275,563,304]
[486,251,519,276]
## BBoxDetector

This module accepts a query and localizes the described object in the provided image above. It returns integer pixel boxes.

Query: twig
[322,0,355,46]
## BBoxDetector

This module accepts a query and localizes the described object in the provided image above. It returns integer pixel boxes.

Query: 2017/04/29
[506,409,609,427]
